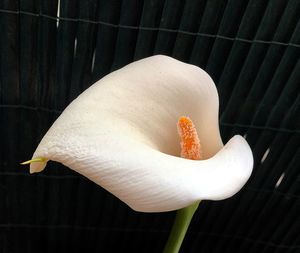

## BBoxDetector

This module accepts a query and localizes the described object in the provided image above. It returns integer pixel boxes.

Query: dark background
[0,0,299,252]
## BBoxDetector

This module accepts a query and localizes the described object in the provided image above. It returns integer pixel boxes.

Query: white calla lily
[26,55,253,212]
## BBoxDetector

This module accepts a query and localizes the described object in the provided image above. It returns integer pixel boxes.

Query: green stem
[163,201,200,253]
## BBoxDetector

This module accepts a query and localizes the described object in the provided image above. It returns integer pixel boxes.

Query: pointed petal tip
[27,157,48,174]
[20,157,48,174]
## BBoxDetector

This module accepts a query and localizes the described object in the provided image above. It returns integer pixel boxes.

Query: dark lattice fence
[0,0,299,252]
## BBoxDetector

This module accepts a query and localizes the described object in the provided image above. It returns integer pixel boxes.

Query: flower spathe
[26,55,253,212]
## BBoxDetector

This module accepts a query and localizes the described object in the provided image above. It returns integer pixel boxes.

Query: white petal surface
[30,55,253,212]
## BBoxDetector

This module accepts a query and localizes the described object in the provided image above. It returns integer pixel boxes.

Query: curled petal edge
[30,135,253,212]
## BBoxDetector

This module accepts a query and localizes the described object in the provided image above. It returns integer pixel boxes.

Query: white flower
[26,55,253,212]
